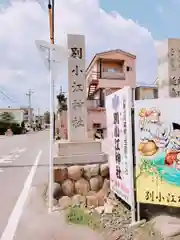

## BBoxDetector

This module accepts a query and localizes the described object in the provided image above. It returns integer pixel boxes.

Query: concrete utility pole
[26,89,34,126]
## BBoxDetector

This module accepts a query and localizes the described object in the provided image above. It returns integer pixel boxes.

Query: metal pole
[28,92,31,126]
[48,0,54,213]
[48,48,54,213]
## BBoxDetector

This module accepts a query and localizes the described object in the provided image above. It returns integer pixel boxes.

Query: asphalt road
[0,130,50,240]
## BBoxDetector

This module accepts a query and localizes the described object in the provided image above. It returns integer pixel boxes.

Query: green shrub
[0,121,22,135]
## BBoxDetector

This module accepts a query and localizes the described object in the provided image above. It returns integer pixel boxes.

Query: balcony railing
[101,71,125,79]
[88,71,125,83]
[87,99,105,109]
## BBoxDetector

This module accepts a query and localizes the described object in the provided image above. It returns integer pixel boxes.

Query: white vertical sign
[67,34,87,141]
[106,87,135,211]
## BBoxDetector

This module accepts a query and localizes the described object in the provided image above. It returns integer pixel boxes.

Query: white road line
[18,148,27,153]
[0,149,42,240]
[1,160,12,163]
[0,148,27,164]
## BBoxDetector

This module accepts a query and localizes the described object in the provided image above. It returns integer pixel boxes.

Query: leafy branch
[136,158,159,180]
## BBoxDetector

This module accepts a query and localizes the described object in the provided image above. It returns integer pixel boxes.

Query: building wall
[86,51,136,89]
[135,87,158,100]
[20,107,33,123]
[56,109,107,139]
[87,109,106,130]
[99,52,136,88]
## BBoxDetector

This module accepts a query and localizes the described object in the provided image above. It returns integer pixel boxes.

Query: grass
[65,206,101,231]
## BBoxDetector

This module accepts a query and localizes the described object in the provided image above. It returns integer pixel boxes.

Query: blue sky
[100,0,180,40]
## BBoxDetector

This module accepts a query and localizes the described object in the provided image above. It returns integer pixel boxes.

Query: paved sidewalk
[14,184,104,240]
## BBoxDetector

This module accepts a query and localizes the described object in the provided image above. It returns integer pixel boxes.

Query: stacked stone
[53,163,110,210]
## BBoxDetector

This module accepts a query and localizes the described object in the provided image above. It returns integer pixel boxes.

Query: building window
[126,66,132,71]
[93,123,101,129]
[107,68,116,72]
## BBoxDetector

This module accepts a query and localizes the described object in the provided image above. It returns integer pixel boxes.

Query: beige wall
[56,109,107,139]
[87,110,106,130]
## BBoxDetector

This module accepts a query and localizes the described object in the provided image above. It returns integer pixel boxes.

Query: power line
[0,90,15,103]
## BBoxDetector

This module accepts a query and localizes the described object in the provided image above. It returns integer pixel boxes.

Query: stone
[71,194,86,206]
[75,178,90,196]
[100,163,109,177]
[68,165,83,181]
[106,198,118,207]
[110,230,122,240]
[61,179,75,197]
[104,203,114,214]
[153,215,180,237]
[59,196,72,210]
[53,198,58,206]
[54,166,68,183]
[83,164,100,180]
[89,176,103,192]
[86,195,99,208]
[86,191,96,196]
[95,206,104,214]
[102,178,110,191]
[96,179,110,206]
[52,182,61,200]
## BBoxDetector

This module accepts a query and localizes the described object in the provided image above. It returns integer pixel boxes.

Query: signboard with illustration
[135,98,180,207]
[106,87,134,207]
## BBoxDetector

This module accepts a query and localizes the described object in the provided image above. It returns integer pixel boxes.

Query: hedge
[0,121,23,135]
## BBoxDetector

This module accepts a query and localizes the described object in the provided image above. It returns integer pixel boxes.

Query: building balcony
[101,71,125,80]
[87,70,127,98]
[87,99,105,110]
[87,71,125,84]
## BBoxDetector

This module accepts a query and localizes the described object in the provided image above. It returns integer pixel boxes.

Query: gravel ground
[99,193,166,240]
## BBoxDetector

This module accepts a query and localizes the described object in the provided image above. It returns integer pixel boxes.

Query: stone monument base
[54,140,107,165]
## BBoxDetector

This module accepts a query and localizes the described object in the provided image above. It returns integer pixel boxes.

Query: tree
[57,92,67,112]
[44,111,50,124]
[0,112,15,123]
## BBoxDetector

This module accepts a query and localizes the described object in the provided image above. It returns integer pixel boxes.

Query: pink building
[56,49,136,139]
[86,49,136,137]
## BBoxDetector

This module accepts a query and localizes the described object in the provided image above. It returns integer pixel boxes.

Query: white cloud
[0,0,157,112]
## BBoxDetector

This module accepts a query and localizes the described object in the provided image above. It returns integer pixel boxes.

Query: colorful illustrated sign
[106,87,134,207]
[135,98,180,207]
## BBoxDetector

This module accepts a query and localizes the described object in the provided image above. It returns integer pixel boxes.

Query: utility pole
[38,107,40,123]
[26,89,34,127]
[48,0,56,140]
[48,0,55,213]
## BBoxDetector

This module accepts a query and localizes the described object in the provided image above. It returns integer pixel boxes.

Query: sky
[0,0,178,112]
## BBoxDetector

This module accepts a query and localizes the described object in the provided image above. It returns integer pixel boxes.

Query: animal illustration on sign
[137,107,180,185]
